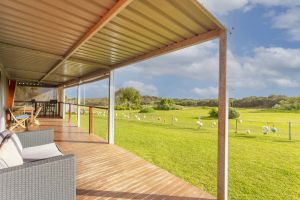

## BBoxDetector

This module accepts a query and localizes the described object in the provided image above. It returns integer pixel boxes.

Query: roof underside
[0,0,224,87]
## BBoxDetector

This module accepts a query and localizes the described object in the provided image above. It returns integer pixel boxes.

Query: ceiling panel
[51,60,109,78]
[0,0,223,86]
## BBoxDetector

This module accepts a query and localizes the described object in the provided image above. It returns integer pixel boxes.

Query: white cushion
[22,143,63,162]
[11,134,23,153]
[0,159,8,169]
[0,130,13,144]
[0,138,24,168]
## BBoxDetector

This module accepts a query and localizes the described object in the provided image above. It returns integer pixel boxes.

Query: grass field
[71,107,300,200]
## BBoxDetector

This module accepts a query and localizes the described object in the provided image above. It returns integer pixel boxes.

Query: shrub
[208,107,240,119]
[229,108,240,119]
[209,108,218,118]
[115,87,141,110]
[139,107,154,113]
[115,105,128,110]
[155,99,176,110]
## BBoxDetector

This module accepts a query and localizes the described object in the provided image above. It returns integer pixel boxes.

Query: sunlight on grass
[69,107,300,200]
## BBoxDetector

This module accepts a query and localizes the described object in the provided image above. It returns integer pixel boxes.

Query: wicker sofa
[0,129,76,200]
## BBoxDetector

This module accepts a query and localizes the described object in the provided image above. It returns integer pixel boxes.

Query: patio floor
[28,118,215,200]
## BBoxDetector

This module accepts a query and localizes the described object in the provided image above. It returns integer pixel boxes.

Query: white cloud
[125,41,219,82]
[198,0,248,15]
[122,80,158,96]
[249,0,300,7]
[229,47,300,89]
[199,0,300,42]
[198,0,300,15]
[124,42,300,92]
[192,87,218,98]
[246,47,300,69]
[269,78,299,88]
[270,7,300,41]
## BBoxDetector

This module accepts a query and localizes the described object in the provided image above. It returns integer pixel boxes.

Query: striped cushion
[0,130,13,147]
[11,134,23,153]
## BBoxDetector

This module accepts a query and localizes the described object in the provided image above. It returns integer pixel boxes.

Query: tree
[273,96,300,110]
[115,87,141,110]
[156,98,175,110]
[209,107,240,119]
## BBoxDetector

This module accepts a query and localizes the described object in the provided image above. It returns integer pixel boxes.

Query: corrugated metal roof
[0,0,224,87]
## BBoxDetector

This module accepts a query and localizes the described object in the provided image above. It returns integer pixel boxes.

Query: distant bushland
[273,97,300,110]
[174,95,288,109]
[66,91,295,109]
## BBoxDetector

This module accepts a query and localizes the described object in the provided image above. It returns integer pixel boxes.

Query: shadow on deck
[28,118,215,200]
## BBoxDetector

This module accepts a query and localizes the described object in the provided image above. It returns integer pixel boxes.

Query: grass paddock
[71,107,300,200]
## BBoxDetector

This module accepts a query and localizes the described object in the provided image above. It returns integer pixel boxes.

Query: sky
[66,0,300,100]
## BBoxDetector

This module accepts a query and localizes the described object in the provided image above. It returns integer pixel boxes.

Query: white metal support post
[77,84,81,127]
[108,70,115,144]
[62,88,65,119]
[217,30,228,200]
[0,70,6,131]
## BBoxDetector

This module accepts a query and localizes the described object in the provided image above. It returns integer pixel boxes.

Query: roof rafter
[40,0,133,82]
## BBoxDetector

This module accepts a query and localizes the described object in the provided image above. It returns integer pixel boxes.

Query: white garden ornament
[211,121,216,128]
[196,120,203,128]
[271,127,278,133]
[262,126,269,134]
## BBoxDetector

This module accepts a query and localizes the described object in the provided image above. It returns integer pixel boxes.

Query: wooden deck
[29,118,215,200]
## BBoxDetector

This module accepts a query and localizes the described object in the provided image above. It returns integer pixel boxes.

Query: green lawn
[72,107,300,200]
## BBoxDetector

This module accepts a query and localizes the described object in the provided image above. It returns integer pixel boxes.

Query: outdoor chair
[31,106,42,126]
[8,108,29,131]
[45,100,57,117]
[0,129,76,200]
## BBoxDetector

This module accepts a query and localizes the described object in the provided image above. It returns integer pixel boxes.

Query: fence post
[89,107,93,134]
[235,119,238,134]
[288,122,292,140]
[68,103,72,123]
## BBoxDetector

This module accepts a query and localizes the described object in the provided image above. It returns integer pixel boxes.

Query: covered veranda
[0,0,228,199]
[29,117,215,200]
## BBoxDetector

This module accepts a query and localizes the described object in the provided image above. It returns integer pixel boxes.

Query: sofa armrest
[17,129,54,148]
[0,154,76,200]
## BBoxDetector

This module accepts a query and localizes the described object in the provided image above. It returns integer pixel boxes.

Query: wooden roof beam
[112,29,221,69]
[60,29,221,88]
[40,0,133,82]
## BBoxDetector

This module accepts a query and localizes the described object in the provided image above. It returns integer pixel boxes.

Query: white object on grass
[196,120,203,127]
[262,126,269,134]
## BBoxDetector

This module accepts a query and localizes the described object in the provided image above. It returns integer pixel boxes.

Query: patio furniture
[7,109,29,131]
[0,129,76,200]
[31,106,42,126]
[48,100,58,117]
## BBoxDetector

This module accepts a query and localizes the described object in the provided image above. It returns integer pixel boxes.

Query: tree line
[66,87,299,110]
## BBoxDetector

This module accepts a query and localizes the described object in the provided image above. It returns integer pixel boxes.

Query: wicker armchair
[0,129,76,200]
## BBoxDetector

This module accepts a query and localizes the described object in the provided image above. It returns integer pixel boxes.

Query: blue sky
[66,0,300,99]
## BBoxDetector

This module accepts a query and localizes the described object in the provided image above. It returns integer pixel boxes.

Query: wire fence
[232,119,300,140]
[65,105,300,142]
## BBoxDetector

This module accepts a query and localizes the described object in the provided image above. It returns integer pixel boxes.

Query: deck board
[28,118,215,200]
